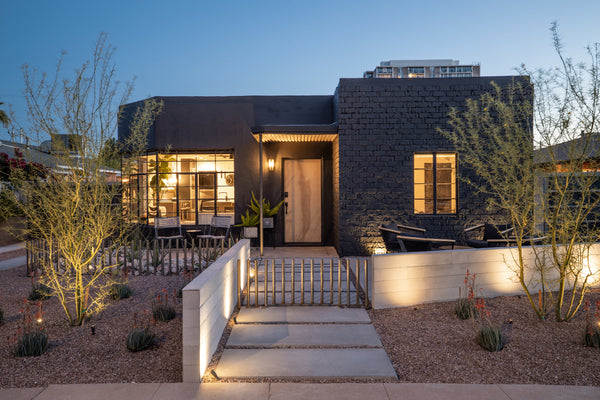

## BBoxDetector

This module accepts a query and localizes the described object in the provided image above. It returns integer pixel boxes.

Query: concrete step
[235,306,371,324]
[215,348,396,378]
[227,323,383,347]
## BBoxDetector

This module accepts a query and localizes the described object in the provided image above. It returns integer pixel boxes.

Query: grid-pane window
[122,151,234,225]
[414,153,456,214]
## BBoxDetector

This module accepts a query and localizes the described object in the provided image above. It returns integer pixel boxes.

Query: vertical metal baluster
[264,259,268,307]
[356,259,360,307]
[346,258,350,307]
[246,259,250,308]
[320,259,324,305]
[310,259,314,305]
[291,259,295,304]
[301,259,305,305]
[338,258,342,307]
[282,258,286,305]
[329,259,333,305]
[272,259,275,305]
[364,259,369,308]
[254,260,258,307]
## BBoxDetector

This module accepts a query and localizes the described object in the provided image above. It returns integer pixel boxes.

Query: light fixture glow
[267,158,275,172]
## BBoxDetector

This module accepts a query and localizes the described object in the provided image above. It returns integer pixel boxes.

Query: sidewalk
[1,382,599,400]
[0,242,26,271]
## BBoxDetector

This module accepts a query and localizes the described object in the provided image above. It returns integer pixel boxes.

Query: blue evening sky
[1,0,599,141]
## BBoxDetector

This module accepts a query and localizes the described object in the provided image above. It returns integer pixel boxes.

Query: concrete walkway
[0,242,26,271]
[2,382,600,400]
[214,306,396,379]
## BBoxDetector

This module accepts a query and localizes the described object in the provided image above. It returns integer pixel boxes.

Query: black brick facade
[335,77,531,255]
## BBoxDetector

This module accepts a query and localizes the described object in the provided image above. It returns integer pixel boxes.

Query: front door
[283,159,322,243]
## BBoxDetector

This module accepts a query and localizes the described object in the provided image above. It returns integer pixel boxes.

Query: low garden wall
[372,244,600,309]
[181,239,250,382]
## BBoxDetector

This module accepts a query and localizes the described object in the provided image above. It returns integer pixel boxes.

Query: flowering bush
[11,299,48,357]
[454,270,478,320]
[475,298,505,352]
[0,149,48,183]
[126,310,155,352]
[583,300,600,349]
[152,289,177,322]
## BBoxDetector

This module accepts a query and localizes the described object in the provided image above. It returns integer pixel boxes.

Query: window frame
[413,152,458,215]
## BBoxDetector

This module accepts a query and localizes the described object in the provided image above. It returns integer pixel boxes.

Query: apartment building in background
[363,59,480,79]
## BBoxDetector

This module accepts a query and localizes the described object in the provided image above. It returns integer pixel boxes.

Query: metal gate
[238,257,370,308]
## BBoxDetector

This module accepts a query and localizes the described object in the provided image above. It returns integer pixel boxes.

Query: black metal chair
[464,223,545,248]
[379,222,456,253]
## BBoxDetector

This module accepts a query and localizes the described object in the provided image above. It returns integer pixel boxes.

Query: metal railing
[238,257,371,308]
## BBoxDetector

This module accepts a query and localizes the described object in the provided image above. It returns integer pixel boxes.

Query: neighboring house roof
[534,134,600,165]
[0,139,120,178]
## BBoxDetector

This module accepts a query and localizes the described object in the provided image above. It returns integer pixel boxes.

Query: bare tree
[6,33,161,326]
[440,23,600,322]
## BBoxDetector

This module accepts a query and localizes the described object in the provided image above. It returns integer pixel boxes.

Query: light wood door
[284,159,322,243]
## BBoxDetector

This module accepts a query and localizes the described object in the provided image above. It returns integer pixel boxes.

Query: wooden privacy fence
[26,236,235,276]
[238,257,371,308]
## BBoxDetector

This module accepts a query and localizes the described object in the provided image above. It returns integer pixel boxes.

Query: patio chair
[379,222,456,253]
[154,216,184,240]
[463,223,545,248]
[197,215,233,248]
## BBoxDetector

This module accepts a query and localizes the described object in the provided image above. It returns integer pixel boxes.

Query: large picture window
[122,151,234,225]
[414,153,456,214]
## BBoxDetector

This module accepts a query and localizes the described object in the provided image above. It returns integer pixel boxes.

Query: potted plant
[248,192,284,229]
[238,210,259,238]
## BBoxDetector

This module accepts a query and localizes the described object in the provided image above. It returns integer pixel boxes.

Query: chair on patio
[379,222,456,253]
[154,216,184,241]
[197,215,233,248]
[463,223,545,248]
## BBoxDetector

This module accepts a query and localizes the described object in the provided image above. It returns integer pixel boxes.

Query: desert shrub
[476,324,505,352]
[454,270,478,320]
[454,297,475,320]
[152,289,177,322]
[14,330,49,357]
[583,300,600,349]
[126,327,155,352]
[28,282,52,301]
[13,301,48,357]
[110,283,132,300]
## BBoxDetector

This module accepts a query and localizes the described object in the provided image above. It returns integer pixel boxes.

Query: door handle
[284,202,288,214]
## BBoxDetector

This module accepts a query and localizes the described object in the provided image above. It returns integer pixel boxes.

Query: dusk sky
[1,0,599,142]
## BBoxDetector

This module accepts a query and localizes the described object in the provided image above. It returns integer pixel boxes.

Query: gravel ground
[1,262,599,388]
[369,289,600,386]
[0,265,183,389]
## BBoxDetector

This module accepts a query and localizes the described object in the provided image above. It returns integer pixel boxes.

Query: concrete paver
[0,387,44,400]
[235,306,371,324]
[1,383,599,399]
[151,383,270,400]
[32,383,161,400]
[269,383,390,400]
[215,348,396,378]
[227,323,382,347]
[498,384,600,400]
[384,383,511,400]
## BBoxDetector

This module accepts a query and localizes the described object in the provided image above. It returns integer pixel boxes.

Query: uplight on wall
[267,158,275,172]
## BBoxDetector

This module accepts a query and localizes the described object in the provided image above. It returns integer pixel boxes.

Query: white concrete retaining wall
[372,244,600,309]
[182,239,250,382]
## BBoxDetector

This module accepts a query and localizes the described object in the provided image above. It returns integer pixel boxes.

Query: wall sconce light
[267,158,275,172]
